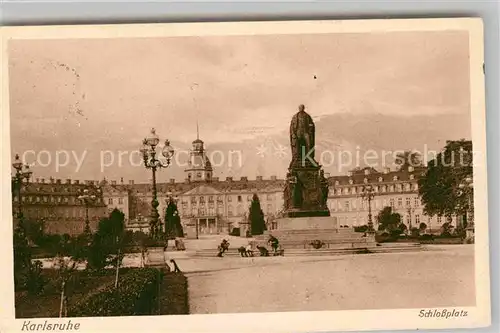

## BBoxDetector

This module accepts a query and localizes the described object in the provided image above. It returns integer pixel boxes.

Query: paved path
[187,245,475,314]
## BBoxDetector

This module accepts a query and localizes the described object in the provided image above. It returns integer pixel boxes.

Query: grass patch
[158,272,189,315]
[15,269,124,318]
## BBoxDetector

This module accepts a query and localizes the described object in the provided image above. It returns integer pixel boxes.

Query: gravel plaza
[184,245,475,314]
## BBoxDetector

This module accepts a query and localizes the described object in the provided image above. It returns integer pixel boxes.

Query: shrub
[229,227,240,237]
[354,225,368,233]
[419,234,434,241]
[410,227,420,237]
[68,268,163,317]
[26,260,45,295]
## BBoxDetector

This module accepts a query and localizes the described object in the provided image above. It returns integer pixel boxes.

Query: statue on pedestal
[283,104,330,218]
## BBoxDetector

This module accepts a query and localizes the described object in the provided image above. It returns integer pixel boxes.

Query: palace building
[12,177,107,235]
[14,133,462,236]
[102,135,285,237]
[328,166,461,232]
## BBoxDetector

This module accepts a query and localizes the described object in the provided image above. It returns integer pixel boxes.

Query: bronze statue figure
[290,104,316,167]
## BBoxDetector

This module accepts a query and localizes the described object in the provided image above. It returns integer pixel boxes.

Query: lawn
[15,268,127,318]
[15,268,189,318]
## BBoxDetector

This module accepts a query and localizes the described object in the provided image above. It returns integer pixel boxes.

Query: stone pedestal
[277,216,338,230]
[145,247,167,267]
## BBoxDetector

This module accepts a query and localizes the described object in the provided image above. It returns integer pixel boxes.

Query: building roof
[328,166,426,186]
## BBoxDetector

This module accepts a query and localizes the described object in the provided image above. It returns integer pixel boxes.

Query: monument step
[189,244,421,258]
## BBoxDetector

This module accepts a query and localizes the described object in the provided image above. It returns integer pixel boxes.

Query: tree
[87,209,125,270]
[164,198,184,239]
[418,140,473,219]
[419,223,427,233]
[376,206,402,234]
[13,219,32,291]
[249,194,266,235]
[395,150,422,169]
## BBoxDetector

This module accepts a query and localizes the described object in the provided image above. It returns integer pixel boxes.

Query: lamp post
[406,207,415,231]
[360,185,375,231]
[140,128,174,239]
[77,185,102,235]
[11,154,32,220]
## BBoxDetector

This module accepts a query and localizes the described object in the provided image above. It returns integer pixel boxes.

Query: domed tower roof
[185,122,213,182]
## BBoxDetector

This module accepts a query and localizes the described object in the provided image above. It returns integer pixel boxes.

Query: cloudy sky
[8,30,471,182]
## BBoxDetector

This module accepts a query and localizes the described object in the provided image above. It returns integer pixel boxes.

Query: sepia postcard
[0,18,491,332]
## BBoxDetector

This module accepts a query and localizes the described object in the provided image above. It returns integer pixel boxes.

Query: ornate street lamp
[140,128,175,239]
[77,185,102,235]
[406,207,415,231]
[11,154,32,219]
[360,185,376,231]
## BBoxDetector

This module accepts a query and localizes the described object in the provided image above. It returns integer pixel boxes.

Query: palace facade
[12,178,107,235]
[14,135,462,236]
[328,166,461,233]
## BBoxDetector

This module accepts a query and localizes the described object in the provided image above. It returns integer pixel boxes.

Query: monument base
[256,216,376,250]
[277,216,338,230]
[284,210,330,218]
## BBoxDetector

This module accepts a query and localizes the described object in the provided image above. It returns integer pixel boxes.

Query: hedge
[68,268,163,317]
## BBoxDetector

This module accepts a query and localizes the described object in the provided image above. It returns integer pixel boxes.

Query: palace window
[217,195,223,202]
[237,195,242,202]
[228,205,233,216]
[414,197,420,207]
[118,198,123,204]
[200,208,206,215]
[247,195,252,201]
[398,198,403,207]
[389,199,395,208]
[415,215,421,224]
[191,196,196,204]
[389,185,395,192]
[209,196,214,203]
[108,198,113,205]
[345,201,350,211]
[335,180,340,186]
[381,186,386,193]
[406,198,411,207]
[393,176,399,181]
[64,197,69,204]
[397,184,402,192]
[200,196,205,203]
[405,183,411,191]
[437,216,442,224]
